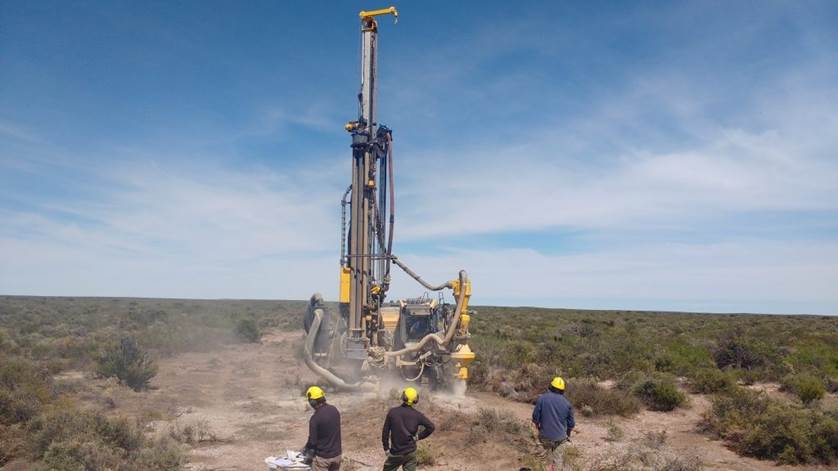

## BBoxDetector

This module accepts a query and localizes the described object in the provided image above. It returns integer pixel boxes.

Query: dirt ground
[69,330,834,471]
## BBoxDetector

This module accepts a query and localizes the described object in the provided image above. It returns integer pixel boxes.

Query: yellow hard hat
[550,377,566,391]
[402,387,419,406]
[306,385,325,400]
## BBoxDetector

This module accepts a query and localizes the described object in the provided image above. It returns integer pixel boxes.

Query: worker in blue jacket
[532,377,575,471]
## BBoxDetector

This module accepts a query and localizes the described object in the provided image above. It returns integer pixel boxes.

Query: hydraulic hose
[340,186,352,265]
[391,256,453,292]
[384,133,395,278]
[384,270,468,358]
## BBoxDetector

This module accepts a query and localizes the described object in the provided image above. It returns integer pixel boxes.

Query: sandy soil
[78,330,834,471]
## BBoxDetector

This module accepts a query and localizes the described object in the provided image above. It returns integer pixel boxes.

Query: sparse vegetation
[702,386,838,464]
[467,305,837,465]
[1,296,836,468]
[0,297,300,468]
[234,317,261,343]
[605,420,624,442]
[472,407,525,437]
[415,441,436,466]
[168,419,219,445]
[28,407,184,470]
[455,406,531,453]
[471,308,836,391]
[566,379,641,417]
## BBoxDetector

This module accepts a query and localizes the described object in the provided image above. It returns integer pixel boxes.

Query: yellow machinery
[303,7,475,391]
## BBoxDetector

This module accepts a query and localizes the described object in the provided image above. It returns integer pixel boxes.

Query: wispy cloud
[2,1,837,313]
[389,239,838,314]
[0,159,341,298]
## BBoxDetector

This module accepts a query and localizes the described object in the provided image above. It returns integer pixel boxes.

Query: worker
[531,377,575,471]
[301,386,342,471]
[381,387,435,471]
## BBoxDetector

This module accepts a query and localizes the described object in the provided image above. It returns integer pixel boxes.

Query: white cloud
[391,66,838,239]
[0,161,342,299]
[388,240,838,314]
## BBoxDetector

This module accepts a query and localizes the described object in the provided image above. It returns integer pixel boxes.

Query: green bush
[235,318,261,343]
[787,341,838,380]
[0,329,17,353]
[655,340,714,376]
[713,337,765,370]
[96,337,157,391]
[28,408,183,471]
[704,387,838,464]
[565,379,641,416]
[415,441,436,466]
[0,357,52,425]
[630,374,686,411]
[27,409,143,459]
[781,373,826,405]
[134,436,185,470]
[689,368,735,394]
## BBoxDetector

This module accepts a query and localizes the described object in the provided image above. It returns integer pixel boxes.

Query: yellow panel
[380,306,400,333]
[339,267,351,304]
[359,6,398,19]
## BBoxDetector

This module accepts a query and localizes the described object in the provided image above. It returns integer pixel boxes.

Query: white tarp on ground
[265,450,311,470]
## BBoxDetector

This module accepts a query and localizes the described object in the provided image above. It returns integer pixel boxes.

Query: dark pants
[382,451,417,471]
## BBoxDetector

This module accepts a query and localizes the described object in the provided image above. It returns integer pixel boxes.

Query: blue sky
[2,1,838,314]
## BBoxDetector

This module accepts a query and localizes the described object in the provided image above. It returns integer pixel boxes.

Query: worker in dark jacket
[302,386,342,471]
[381,387,435,471]
[532,377,575,471]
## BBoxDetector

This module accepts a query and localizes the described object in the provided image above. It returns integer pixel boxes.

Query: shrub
[468,408,530,453]
[689,368,735,394]
[703,387,838,464]
[781,373,826,405]
[27,409,144,459]
[96,337,157,391]
[168,419,218,444]
[28,408,183,470]
[630,374,686,411]
[713,336,780,377]
[0,329,17,352]
[41,438,123,470]
[132,436,185,470]
[235,318,261,343]
[640,430,668,449]
[415,441,435,466]
[0,424,26,466]
[605,420,624,442]
[565,379,641,416]
[473,408,524,436]
[586,432,702,471]
[655,340,714,376]
[0,357,52,425]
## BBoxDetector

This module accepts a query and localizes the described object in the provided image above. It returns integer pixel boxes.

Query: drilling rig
[303,7,475,391]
